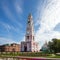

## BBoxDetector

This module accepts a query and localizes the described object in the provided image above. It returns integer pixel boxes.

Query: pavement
[16,56,60,60]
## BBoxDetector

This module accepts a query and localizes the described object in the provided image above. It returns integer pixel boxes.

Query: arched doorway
[24,46,27,52]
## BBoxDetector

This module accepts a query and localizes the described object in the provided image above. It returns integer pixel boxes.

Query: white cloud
[0,22,11,32]
[0,21,21,33]
[35,0,60,47]
[15,3,22,13]
[0,37,19,45]
[14,0,23,14]
[2,1,23,28]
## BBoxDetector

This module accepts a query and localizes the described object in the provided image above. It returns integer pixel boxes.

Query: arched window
[27,36,29,39]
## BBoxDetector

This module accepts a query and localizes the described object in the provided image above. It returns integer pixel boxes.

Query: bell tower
[25,13,34,42]
[21,13,39,52]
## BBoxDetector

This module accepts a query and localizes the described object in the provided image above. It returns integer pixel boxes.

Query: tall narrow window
[27,36,29,39]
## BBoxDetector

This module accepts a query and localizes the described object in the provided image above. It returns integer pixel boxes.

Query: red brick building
[0,43,20,52]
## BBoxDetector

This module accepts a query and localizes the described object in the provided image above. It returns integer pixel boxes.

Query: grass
[0,52,60,58]
[46,55,60,58]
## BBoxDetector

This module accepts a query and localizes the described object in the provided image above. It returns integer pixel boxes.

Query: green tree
[48,38,60,53]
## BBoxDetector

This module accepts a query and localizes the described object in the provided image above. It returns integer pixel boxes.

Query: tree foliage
[48,38,60,53]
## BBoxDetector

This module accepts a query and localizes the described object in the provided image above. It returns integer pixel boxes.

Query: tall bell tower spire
[21,13,39,52]
[25,13,34,42]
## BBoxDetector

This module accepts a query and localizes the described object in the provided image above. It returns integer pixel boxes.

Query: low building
[0,43,20,52]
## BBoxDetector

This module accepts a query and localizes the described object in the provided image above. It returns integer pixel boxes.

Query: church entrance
[24,46,27,52]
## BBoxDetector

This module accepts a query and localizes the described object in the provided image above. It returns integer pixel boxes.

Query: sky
[0,0,60,48]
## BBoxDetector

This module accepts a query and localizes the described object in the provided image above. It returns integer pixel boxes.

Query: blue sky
[0,0,60,47]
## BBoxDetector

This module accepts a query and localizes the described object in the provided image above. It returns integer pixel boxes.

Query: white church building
[21,14,39,52]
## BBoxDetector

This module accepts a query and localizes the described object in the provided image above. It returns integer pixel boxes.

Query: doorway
[24,46,27,52]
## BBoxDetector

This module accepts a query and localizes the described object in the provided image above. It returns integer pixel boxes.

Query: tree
[48,38,60,53]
